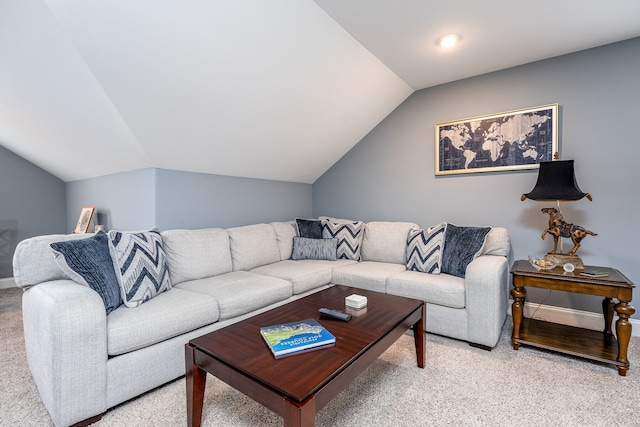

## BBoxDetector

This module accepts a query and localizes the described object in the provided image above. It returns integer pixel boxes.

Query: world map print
[436,105,557,175]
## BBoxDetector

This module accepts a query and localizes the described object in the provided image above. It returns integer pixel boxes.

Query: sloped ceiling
[1,1,639,184]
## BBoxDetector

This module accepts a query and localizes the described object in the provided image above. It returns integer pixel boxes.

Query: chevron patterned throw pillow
[406,222,446,274]
[108,228,172,308]
[322,220,365,261]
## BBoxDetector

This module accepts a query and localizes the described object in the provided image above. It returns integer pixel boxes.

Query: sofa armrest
[464,255,509,348]
[22,280,108,427]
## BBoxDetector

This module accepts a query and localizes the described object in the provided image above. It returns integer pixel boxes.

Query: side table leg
[613,301,635,376]
[510,281,526,350]
[602,297,614,342]
[185,344,207,427]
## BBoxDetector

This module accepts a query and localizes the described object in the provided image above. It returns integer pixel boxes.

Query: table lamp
[521,160,596,269]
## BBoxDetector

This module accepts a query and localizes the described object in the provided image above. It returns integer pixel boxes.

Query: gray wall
[0,145,66,278]
[155,169,312,230]
[313,37,640,319]
[65,168,157,232]
[65,168,312,232]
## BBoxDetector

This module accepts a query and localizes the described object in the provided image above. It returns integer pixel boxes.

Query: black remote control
[319,307,352,321]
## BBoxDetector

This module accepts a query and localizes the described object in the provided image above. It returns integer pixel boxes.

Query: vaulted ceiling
[1,1,639,183]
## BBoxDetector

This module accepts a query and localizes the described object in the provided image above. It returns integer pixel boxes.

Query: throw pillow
[406,222,446,274]
[295,218,323,239]
[291,237,338,261]
[108,228,172,308]
[50,232,122,314]
[322,220,365,261]
[441,224,492,278]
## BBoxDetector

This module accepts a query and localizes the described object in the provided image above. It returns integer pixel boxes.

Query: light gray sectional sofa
[13,218,510,427]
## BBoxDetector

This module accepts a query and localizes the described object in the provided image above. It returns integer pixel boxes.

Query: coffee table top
[189,285,423,403]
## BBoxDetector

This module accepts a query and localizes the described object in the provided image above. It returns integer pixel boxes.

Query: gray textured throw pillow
[50,232,122,314]
[291,237,338,260]
[441,224,491,278]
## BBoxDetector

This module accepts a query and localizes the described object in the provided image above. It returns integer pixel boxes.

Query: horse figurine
[540,207,597,256]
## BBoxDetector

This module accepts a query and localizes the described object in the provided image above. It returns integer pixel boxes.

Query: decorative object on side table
[521,160,596,269]
[528,255,559,271]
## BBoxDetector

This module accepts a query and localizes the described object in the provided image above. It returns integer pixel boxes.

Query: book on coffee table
[260,318,336,358]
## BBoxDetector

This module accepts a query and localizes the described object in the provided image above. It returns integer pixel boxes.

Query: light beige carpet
[1,286,638,427]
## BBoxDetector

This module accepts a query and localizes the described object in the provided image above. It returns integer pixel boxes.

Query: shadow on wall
[0,220,18,279]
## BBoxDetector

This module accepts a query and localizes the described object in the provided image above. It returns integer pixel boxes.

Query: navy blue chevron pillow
[322,220,364,261]
[108,228,172,308]
[406,222,446,274]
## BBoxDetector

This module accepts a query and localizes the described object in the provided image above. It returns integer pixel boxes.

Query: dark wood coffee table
[185,285,425,426]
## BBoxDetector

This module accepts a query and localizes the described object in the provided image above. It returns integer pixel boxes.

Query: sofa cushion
[291,237,337,261]
[406,222,446,274]
[161,228,232,285]
[387,270,466,309]
[332,261,406,293]
[480,227,510,257]
[228,224,281,271]
[49,232,122,314]
[106,287,219,356]
[295,218,323,239]
[13,233,95,288]
[251,260,333,294]
[361,221,419,264]
[322,219,365,261]
[441,224,491,278]
[271,221,298,260]
[108,228,172,308]
[175,271,292,320]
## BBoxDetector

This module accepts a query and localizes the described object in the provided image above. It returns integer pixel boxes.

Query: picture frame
[74,206,96,234]
[435,104,558,175]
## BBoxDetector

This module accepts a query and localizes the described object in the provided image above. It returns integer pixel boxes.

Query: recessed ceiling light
[438,34,461,48]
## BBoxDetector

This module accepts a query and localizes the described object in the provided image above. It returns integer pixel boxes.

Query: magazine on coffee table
[260,318,335,358]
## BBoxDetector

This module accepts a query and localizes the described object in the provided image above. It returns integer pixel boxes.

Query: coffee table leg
[413,304,426,368]
[284,396,316,427]
[185,343,207,427]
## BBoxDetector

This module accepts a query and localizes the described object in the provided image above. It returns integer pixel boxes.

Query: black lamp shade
[522,160,591,201]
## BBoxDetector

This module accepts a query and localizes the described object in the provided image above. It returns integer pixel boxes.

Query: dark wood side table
[510,260,635,376]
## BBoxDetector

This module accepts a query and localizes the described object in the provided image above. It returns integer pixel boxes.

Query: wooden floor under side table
[510,260,635,376]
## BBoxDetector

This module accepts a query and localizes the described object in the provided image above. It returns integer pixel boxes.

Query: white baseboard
[0,277,16,289]
[508,299,640,337]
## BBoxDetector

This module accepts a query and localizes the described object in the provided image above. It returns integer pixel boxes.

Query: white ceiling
[1,1,639,184]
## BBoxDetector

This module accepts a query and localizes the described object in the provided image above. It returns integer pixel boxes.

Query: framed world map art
[435,104,558,175]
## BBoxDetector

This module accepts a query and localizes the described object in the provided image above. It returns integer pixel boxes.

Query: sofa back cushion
[480,227,510,257]
[228,223,281,271]
[161,228,232,285]
[13,233,92,288]
[361,221,419,264]
[271,220,298,260]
